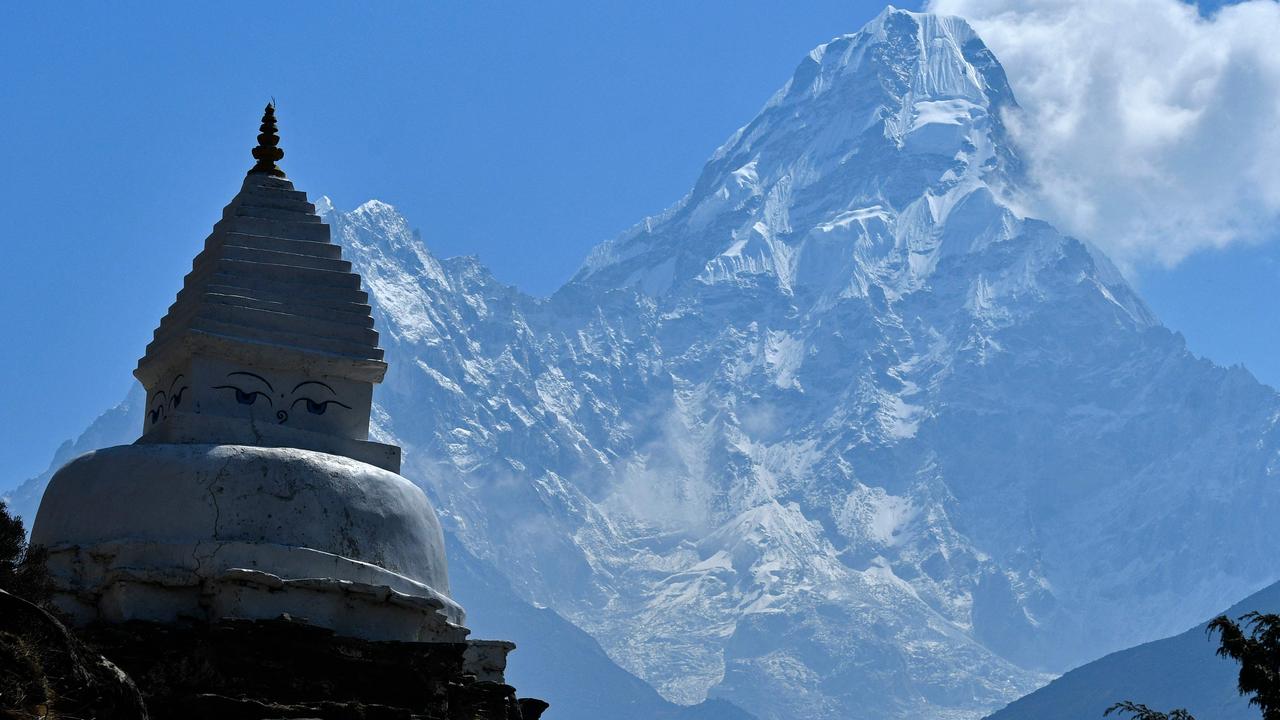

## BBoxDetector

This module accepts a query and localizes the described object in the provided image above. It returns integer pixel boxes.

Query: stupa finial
[249,102,286,177]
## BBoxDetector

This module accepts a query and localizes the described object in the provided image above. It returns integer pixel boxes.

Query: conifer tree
[0,500,52,605]
[1105,701,1196,720]
[1209,612,1280,720]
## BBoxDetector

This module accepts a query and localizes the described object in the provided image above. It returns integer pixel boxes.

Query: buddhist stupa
[31,104,474,647]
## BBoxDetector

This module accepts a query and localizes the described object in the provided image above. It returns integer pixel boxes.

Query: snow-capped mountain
[324,8,1280,718]
[13,7,1280,720]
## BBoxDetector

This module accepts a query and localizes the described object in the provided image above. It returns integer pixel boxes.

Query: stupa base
[80,616,535,719]
[2,588,541,720]
[47,540,468,643]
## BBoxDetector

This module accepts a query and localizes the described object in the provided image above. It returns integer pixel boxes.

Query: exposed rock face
[446,534,758,720]
[0,589,148,720]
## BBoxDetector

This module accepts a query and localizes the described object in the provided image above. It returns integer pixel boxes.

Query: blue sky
[1,1,1275,485]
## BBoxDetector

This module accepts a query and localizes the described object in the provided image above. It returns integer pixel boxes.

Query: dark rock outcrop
[1,594,546,720]
[82,616,545,720]
[0,589,148,719]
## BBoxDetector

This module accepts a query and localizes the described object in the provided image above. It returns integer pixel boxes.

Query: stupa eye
[212,385,273,407]
[212,372,276,408]
[237,389,267,405]
[291,397,352,415]
[288,380,350,416]
[167,375,188,410]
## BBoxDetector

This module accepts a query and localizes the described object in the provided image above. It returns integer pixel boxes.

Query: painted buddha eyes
[290,380,351,416]
[213,372,277,408]
[291,397,351,415]
[230,388,271,406]
[148,375,190,425]
[209,373,349,422]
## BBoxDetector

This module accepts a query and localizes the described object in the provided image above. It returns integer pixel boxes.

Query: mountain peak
[314,195,336,217]
[353,198,400,218]
[573,10,1024,301]
[763,8,1007,142]
[818,5,981,66]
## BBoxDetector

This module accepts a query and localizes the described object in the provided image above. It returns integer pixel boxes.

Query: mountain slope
[447,534,756,720]
[987,580,1280,720]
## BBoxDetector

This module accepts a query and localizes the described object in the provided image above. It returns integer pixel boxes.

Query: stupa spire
[249,102,286,177]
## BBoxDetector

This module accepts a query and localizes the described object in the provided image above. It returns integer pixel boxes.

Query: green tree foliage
[0,499,53,606]
[1208,612,1280,720]
[1105,701,1196,720]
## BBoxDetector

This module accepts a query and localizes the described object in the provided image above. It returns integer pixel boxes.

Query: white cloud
[927,0,1280,269]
